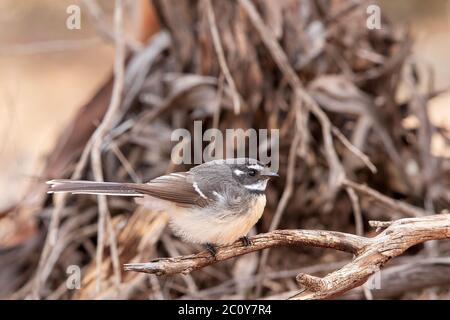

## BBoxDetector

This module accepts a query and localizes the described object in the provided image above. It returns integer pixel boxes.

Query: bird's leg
[204,243,217,258]
[239,235,252,246]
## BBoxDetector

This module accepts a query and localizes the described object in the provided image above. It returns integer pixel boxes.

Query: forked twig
[291,214,450,299]
[125,214,450,300]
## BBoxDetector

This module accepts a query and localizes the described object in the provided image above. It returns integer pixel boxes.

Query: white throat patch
[244,179,268,191]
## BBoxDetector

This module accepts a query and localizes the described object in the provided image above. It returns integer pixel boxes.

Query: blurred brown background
[0,0,449,210]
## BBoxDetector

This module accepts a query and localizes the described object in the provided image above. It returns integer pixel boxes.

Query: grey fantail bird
[47,158,278,256]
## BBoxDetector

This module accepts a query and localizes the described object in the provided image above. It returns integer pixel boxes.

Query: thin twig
[32,135,94,298]
[332,126,377,174]
[109,142,142,183]
[205,0,241,114]
[90,0,126,294]
[212,74,225,130]
[343,179,428,217]
[81,0,142,52]
[404,60,437,212]
[161,234,198,294]
[345,187,364,237]
[344,186,372,299]
[256,113,301,295]
[106,214,121,294]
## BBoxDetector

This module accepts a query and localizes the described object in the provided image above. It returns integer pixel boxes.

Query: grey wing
[128,172,211,208]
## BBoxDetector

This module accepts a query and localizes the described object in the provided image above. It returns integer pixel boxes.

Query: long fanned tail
[47,172,209,208]
[46,179,144,196]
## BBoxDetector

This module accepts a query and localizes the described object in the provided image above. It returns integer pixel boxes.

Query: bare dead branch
[124,214,450,300]
[290,214,450,299]
[343,257,450,299]
[124,229,368,275]
[262,257,450,300]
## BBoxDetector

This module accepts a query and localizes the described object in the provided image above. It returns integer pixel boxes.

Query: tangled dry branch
[125,212,450,300]
[3,0,450,301]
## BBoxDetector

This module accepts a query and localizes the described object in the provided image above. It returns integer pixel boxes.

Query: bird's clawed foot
[204,243,217,258]
[240,235,253,246]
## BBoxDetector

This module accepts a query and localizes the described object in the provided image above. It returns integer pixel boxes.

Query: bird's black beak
[261,170,279,178]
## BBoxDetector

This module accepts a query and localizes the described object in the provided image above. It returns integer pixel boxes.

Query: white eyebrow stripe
[234,169,245,176]
[247,164,263,171]
[193,181,208,199]
[244,179,268,191]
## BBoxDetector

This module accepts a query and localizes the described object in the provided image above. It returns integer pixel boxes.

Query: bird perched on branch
[47,158,278,256]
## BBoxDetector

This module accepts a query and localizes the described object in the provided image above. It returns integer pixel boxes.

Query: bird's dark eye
[248,169,257,177]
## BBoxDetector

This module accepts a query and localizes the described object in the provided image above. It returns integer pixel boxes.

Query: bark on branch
[124,214,450,299]
[124,229,367,275]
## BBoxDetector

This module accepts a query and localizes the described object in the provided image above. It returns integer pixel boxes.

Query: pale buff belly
[168,195,266,245]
